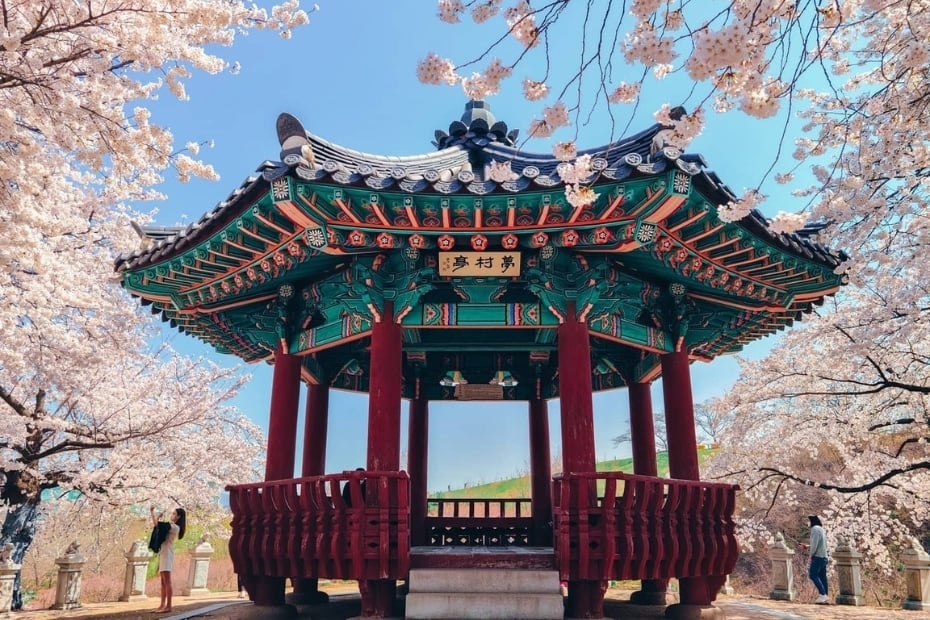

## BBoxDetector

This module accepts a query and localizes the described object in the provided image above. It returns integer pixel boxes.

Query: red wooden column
[528,398,552,546]
[362,302,402,618]
[292,382,330,605]
[558,303,605,619]
[661,347,713,613]
[408,397,429,546]
[254,344,301,606]
[301,382,329,477]
[627,381,669,605]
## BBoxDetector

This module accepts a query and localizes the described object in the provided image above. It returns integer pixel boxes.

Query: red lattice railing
[227,471,409,581]
[552,472,738,582]
[425,498,534,546]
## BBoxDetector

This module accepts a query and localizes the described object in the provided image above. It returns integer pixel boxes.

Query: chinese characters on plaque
[438,252,521,277]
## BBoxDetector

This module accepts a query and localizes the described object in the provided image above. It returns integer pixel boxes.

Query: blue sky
[145,2,790,492]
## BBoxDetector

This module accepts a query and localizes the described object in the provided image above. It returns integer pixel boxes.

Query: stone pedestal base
[630,589,673,605]
[769,588,796,601]
[286,589,330,605]
[836,593,865,606]
[0,565,21,614]
[664,603,726,620]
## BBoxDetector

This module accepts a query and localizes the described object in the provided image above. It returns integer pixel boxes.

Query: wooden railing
[425,498,533,546]
[552,472,738,582]
[227,471,409,581]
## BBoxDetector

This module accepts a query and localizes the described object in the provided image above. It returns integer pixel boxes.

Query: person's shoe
[815,594,829,604]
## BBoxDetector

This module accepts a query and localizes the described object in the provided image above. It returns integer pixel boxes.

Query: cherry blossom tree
[420,1,930,569]
[0,0,312,606]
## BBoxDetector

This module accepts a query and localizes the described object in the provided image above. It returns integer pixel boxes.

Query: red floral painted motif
[501,233,519,250]
[347,230,367,247]
[437,234,455,250]
[530,231,549,248]
[470,234,488,251]
[376,232,395,249]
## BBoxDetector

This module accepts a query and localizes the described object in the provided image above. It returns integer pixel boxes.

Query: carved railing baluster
[553,472,739,584]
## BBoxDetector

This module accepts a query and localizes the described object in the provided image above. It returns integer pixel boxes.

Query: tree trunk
[1,499,40,610]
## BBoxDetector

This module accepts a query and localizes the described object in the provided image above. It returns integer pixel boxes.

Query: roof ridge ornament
[433,100,517,150]
[276,113,315,167]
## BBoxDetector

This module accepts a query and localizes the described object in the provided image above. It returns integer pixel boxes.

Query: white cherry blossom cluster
[461,58,512,100]
[558,154,600,207]
[471,0,502,23]
[417,52,460,85]
[565,184,600,208]
[438,0,465,23]
[608,82,640,104]
[522,78,549,101]
[504,1,539,48]
[527,101,570,138]
[738,80,784,119]
[651,105,705,150]
[552,141,577,161]
[623,22,677,66]
[768,211,808,235]
[717,189,764,222]
[486,160,519,183]
[630,0,665,20]
[684,22,754,81]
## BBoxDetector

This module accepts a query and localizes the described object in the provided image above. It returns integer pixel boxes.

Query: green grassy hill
[429,449,715,499]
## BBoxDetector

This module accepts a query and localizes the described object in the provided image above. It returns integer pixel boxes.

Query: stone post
[120,540,153,602]
[719,574,734,596]
[832,536,865,606]
[0,544,21,616]
[902,538,930,611]
[768,532,796,601]
[51,542,86,610]
[183,535,214,596]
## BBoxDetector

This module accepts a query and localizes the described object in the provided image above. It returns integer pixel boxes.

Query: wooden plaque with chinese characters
[454,384,504,400]
[438,252,521,277]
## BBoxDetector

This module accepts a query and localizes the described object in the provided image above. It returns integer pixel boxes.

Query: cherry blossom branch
[753,464,930,494]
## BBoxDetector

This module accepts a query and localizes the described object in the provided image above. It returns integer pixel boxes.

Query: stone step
[408,568,560,594]
[405,592,565,620]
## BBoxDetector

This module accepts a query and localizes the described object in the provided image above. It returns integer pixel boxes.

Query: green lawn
[428,449,716,499]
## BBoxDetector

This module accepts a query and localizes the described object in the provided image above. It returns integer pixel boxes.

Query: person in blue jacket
[800,515,829,604]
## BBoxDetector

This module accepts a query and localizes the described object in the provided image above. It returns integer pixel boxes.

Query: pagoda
[116,101,846,619]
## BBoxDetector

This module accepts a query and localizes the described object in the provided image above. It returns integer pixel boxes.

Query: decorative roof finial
[433,100,518,150]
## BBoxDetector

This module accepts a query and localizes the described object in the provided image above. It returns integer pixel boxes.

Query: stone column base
[664,603,726,620]
[286,589,330,605]
[836,593,865,606]
[630,589,673,605]
[769,589,796,601]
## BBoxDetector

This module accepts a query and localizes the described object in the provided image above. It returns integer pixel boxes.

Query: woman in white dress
[150,504,187,612]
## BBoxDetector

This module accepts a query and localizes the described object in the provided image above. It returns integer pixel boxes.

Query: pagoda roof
[115,102,847,399]
[118,102,841,272]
